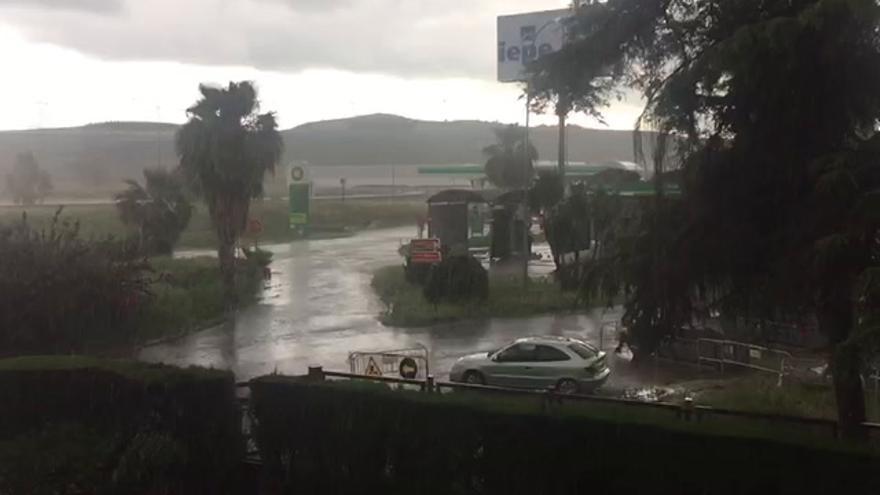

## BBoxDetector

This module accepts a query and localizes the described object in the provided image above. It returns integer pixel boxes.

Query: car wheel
[556,379,580,395]
[463,371,485,385]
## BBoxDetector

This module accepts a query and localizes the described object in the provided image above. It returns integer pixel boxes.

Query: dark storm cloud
[0,0,122,13]
[0,0,559,79]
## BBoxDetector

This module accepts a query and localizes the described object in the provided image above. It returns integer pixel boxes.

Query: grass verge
[371,264,579,327]
[686,374,880,422]
[0,198,426,249]
[130,256,266,344]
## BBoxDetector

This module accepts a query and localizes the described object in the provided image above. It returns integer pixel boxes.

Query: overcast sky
[0,0,642,131]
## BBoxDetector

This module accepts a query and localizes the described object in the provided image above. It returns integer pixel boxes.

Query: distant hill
[0,114,640,189]
[284,114,639,167]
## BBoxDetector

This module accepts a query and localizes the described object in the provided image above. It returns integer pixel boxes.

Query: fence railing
[262,366,880,443]
[696,338,793,384]
[871,368,880,413]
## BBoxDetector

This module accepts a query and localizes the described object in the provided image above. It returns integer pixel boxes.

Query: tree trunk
[543,218,562,271]
[557,111,566,177]
[212,196,247,307]
[817,285,866,439]
[217,239,237,307]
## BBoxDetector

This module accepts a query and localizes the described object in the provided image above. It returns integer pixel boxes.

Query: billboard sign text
[409,238,442,264]
[497,9,569,82]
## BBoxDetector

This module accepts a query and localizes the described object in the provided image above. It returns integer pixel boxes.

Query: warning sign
[247,218,263,236]
[399,357,418,379]
[364,357,383,377]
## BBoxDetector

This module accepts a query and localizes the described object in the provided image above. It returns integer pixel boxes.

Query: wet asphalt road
[140,227,690,391]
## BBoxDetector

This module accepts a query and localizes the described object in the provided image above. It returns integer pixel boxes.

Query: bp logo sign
[290,165,305,182]
[288,163,310,233]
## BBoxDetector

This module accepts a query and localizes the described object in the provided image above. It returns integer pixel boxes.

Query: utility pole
[156,105,162,168]
[34,100,48,129]
[391,165,396,203]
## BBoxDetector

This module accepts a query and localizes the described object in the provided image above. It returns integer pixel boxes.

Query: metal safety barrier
[348,344,430,380]
[598,320,619,350]
[697,338,792,385]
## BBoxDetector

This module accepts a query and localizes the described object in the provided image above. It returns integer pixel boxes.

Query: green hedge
[423,255,489,304]
[250,376,879,494]
[0,356,241,494]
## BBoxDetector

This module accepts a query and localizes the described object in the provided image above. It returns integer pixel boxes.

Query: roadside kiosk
[426,189,488,253]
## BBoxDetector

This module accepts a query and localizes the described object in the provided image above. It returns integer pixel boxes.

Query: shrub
[404,260,432,285]
[249,376,880,494]
[423,255,489,304]
[372,266,577,327]
[133,255,267,343]
[0,356,240,494]
[241,246,273,267]
[0,211,150,354]
[0,423,118,495]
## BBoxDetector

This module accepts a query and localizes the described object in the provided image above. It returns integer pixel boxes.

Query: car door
[487,343,539,388]
[532,345,574,388]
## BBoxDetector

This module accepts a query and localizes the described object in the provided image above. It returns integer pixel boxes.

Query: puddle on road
[620,386,679,402]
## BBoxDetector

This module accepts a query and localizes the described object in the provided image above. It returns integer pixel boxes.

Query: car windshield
[568,343,597,359]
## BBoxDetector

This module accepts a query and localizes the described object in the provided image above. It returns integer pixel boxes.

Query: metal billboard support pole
[557,99,567,177]
[522,91,532,288]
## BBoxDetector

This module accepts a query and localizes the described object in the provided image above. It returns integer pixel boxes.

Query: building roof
[426,189,487,204]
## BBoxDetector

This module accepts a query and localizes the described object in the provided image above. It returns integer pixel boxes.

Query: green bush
[0,423,118,495]
[0,356,241,494]
[0,211,150,354]
[371,266,578,327]
[423,255,489,304]
[404,260,432,285]
[249,376,879,494]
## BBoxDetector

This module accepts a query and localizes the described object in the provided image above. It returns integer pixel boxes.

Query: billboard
[497,9,569,83]
[288,162,311,231]
[289,183,311,228]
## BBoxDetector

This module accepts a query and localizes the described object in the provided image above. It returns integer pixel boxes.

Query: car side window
[535,345,571,362]
[495,343,537,362]
[568,343,597,359]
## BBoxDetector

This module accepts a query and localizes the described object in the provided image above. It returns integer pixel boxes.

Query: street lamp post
[521,92,532,287]
[520,17,564,287]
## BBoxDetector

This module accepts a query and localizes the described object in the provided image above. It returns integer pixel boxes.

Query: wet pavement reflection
[140,227,693,392]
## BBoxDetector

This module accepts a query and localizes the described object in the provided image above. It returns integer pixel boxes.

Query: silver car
[449,336,610,394]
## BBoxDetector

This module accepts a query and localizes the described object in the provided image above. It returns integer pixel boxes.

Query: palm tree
[115,168,193,256]
[535,0,880,436]
[176,82,283,303]
[482,125,537,190]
